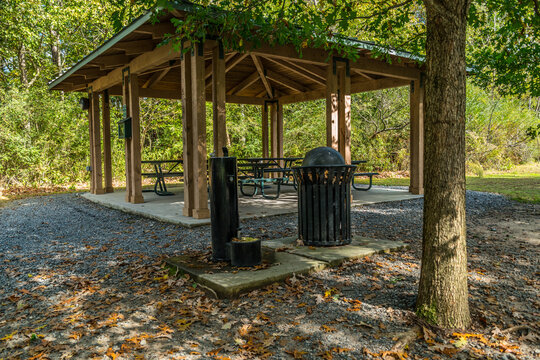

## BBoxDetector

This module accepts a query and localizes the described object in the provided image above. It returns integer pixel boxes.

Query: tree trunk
[18,43,29,87]
[417,0,471,329]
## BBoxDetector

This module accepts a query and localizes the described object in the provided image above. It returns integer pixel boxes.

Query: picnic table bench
[237,157,302,199]
[141,159,183,196]
[351,160,379,191]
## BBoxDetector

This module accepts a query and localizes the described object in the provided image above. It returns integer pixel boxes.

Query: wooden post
[191,43,210,219]
[88,90,95,194]
[270,102,278,158]
[212,42,227,157]
[121,69,132,203]
[326,60,339,151]
[338,64,351,164]
[91,90,105,194]
[326,58,351,164]
[102,90,114,193]
[277,102,284,165]
[129,73,144,203]
[261,103,269,158]
[409,78,424,195]
[182,49,194,217]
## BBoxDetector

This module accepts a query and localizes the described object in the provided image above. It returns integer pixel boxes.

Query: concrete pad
[263,236,408,266]
[82,184,422,228]
[165,250,327,299]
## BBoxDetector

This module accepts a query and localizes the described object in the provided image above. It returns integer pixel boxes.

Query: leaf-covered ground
[0,192,538,359]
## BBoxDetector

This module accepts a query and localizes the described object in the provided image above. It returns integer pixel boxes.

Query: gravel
[0,190,538,359]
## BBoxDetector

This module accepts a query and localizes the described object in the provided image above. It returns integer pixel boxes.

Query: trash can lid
[302,147,345,167]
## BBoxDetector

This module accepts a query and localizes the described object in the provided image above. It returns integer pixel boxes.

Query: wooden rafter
[278,77,409,104]
[111,40,155,56]
[75,67,108,79]
[265,57,325,86]
[133,23,176,40]
[205,52,248,88]
[250,54,272,97]
[90,54,132,70]
[352,68,374,80]
[266,69,308,93]
[226,71,260,95]
[281,59,326,82]
[142,63,175,89]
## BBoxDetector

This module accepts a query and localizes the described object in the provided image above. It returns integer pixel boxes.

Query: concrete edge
[80,193,209,228]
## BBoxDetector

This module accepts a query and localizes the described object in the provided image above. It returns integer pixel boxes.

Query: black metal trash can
[293,147,356,246]
[210,155,239,261]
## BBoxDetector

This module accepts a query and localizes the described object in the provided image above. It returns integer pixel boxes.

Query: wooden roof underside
[50,10,422,105]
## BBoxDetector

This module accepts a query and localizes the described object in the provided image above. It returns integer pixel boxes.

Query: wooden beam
[111,40,155,56]
[91,42,179,93]
[212,45,227,157]
[282,59,326,82]
[205,52,248,88]
[338,65,351,164]
[205,52,236,80]
[90,54,131,69]
[326,63,339,151]
[128,73,144,203]
[261,104,269,157]
[278,77,410,104]
[91,90,105,194]
[75,68,108,79]
[102,90,113,193]
[87,89,95,194]
[352,68,374,80]
[142,63,174,89]
[409,79,424,195]
[250,54,272,97]
[121,71,132,203]
[181,51,194,217]
[249,43,420,80]
[191,43,210,219]
[265,57,325,86]
[133,23,176,39]
[266,69,308,93]
[226,71,259,95]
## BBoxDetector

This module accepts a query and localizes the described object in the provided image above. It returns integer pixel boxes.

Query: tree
[416,0,471,328]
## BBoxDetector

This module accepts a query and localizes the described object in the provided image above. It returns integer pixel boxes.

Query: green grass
[355,163,540,203]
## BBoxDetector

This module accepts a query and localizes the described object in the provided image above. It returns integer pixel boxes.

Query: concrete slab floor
[165,236,407,298]
[82,184,422,228]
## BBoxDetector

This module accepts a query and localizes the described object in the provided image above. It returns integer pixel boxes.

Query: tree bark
[417,0,471,329]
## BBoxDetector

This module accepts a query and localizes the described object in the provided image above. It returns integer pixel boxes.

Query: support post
[191,42,210,219]
[326,57,351,164]
[326,61,339,151]
[182,49,194,217]
[270,102,278,158]
[277,102,284,165]
[91,89,104,194]
[102,90,114,193]
[121,69,132,203]
[87,89,95,194]
[212,42,227,157]
[409,78,424,194]
[338,65,351,164]
[129,73,144,203]
[261,103,269,158]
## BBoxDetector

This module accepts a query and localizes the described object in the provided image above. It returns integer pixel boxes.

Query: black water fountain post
[209,148,239,261]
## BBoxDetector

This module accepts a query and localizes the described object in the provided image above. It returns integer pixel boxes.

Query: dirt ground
[0,193,538,359]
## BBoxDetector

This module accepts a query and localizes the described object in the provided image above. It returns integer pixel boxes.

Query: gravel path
[0,190,538,359]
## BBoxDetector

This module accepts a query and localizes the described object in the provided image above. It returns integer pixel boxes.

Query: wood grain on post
[191,43,210,219]
[129,73,144,204]
[181,50,194,217]
[91,91,104,194]
[102,90,114,193]
[122,70,132,203]
[261,104,269,158]
[326,61,339,151]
